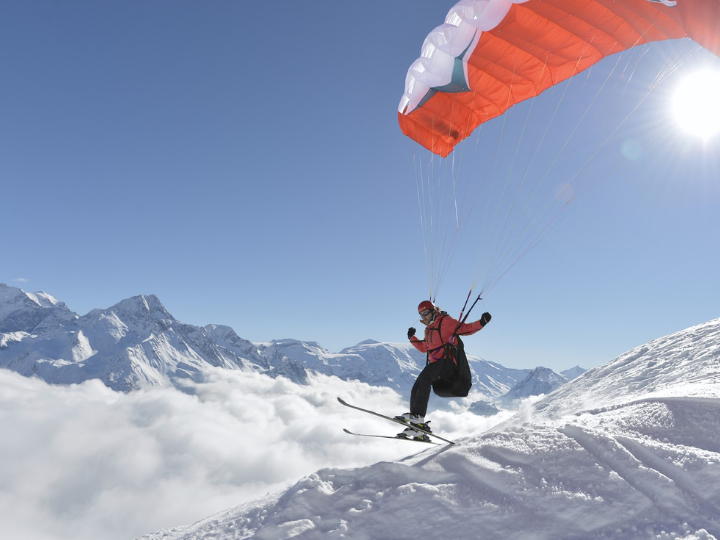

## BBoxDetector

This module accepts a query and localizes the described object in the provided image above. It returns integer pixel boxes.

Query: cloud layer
[0,369,510,540]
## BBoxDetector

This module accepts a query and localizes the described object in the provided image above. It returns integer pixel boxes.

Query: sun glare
[673,69,720,139]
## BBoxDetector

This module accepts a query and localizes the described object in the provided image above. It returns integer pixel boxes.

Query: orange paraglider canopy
[398,0,720,157]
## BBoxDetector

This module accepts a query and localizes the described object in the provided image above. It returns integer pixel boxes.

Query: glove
[480,312,492,326]
[407,327,416,339]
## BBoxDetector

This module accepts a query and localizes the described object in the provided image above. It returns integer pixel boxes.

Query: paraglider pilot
[395,300,491,441]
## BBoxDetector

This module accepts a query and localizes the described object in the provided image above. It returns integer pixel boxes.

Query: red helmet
[417,300,435,314]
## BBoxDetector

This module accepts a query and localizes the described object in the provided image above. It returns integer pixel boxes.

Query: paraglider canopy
[399,0,720,157]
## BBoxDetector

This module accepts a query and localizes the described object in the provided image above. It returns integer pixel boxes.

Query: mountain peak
[115,293,164,311]
[498,366,567,406]
[338,339,381,354]
[0,283,60,306]
[0,283,76,333]
[560,365,587,381]
[107,294,174,322]
[528,366,563,379]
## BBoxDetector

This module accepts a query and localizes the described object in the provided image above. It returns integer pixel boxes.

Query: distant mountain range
[0,283,585,404]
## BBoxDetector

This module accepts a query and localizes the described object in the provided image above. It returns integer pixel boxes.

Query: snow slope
[138,318,720,540]
[532,318,720,420]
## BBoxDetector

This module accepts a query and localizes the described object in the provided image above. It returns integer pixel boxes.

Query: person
[395,300,491,440]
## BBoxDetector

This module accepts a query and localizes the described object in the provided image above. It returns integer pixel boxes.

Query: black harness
[423,314,458,366]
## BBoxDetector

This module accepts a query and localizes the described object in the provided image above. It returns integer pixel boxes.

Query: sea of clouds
[0,368,512,540]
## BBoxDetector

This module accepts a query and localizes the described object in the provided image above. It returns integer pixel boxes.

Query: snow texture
[138,317,720,540]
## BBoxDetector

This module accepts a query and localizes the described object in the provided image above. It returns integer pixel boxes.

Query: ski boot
[394,412,432,433]
[397,426,432,443]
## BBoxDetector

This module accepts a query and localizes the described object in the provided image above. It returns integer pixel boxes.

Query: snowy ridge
[0,283,76,333]
[24,291,59,308]
[139,318,720,540]
[258,337,535,401]
[532,317,720,420]
[255,339,426,393]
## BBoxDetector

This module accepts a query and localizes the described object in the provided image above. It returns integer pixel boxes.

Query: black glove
[480,312,492,326]
[407,327,416,339]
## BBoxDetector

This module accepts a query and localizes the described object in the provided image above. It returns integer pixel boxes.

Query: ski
[343,428,439,445]
[337,397,456,445]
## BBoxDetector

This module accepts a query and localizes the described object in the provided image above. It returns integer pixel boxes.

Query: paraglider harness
[426,292,482,398]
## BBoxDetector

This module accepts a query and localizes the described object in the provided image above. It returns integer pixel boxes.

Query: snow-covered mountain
[497,365,568,406]
[467,399,501,416]
[0,283,76,334]
[256,337,534,400]
[0,286,304,392]
[138,317,720,540]
[0,284,554,400]
[560,365,586,380]
[254,338,424,392]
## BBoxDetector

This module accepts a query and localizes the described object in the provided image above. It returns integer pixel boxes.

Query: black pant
[410,358,456,417]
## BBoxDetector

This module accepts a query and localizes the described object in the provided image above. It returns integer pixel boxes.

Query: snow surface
[138,318,720,540]
[24,291,59,307]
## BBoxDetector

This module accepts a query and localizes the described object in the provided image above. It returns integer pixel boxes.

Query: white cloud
[12,278,28,283]
[0,368,512,540]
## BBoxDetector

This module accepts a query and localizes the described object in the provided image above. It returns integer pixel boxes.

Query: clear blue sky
[2,1,719,371]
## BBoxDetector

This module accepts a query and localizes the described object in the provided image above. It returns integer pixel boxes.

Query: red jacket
[410,312,485,363]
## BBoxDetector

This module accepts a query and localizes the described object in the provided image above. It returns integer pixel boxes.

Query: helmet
[417,300,435,314]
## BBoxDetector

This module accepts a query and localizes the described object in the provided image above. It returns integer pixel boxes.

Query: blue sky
[2,1,719,372]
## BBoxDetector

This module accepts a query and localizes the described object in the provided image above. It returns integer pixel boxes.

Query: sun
[672,69,720,139]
